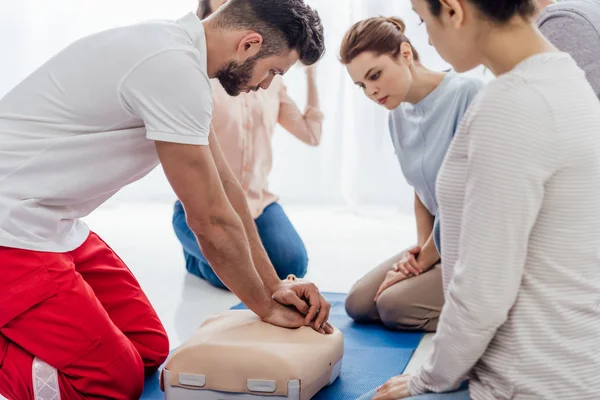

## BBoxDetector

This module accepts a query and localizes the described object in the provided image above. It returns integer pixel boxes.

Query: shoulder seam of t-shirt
[116,47,211,116]
[540,7,600,37]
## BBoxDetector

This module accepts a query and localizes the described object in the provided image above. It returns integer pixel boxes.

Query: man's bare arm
[207,127,282,293]
[156,140,272,318]
[207,129,332,332]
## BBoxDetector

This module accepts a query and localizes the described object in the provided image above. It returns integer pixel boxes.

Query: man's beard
[215,55,260,96]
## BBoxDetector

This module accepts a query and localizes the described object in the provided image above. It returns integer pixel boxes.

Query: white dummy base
[163,359,342,400]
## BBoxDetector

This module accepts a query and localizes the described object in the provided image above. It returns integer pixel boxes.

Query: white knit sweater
[409,52,600,399]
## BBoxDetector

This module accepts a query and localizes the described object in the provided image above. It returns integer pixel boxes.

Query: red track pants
[0,232,169,399]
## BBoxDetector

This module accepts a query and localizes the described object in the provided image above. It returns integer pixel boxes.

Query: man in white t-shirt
[0,0,330,398]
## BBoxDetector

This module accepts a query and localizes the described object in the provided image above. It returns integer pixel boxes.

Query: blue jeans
[357,382,469,400]
[172,201,308,289]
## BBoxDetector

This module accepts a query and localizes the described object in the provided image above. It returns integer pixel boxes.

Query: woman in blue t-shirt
[339,16,483,332]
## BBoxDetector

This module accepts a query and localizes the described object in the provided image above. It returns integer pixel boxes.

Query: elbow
[186,210,243,260]
[185,207,232,244]
[297,120,322,146]
[448,291,509,336]
[306,130,322,146]
[220,177,243,195]
[186,214,217,243]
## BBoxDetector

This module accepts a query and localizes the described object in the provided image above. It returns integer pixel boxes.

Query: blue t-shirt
[388,71,484,251]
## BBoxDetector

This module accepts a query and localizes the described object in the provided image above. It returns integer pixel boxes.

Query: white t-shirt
[0,12,212,252]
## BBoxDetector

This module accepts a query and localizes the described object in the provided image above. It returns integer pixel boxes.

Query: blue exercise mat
[142,292,423,400]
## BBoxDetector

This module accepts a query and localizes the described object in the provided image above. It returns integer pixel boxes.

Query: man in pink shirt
[173,0,324,290]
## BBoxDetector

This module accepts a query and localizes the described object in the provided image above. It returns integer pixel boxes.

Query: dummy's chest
[160,310,344,400]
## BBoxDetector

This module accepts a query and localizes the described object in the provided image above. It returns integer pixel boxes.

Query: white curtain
[0,0,491,212]
[271,0,492,211]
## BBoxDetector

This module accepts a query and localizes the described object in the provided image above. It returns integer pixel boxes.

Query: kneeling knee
[145,328,170,375]
[345,287,373,322]
[88,344,145,400]
[113,348,145,400]
[275,247,308,279]
[376,292,436,331]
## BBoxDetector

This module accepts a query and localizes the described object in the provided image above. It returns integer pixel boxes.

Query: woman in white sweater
[362,0,600,399]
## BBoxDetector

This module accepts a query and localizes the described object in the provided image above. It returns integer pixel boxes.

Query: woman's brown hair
[339,16,419,65]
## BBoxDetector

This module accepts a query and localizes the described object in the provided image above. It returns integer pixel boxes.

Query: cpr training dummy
[160,276,344,400]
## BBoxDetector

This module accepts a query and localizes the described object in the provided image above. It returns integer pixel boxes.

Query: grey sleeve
[538,11,600,98]
[453,79,484,137]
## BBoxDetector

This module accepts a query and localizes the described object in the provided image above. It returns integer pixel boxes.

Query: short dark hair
[425,0,536,23]
[213,0,325,65]
[198,0,213,19]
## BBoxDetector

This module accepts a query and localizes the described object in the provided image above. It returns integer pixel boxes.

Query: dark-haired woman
[362,0,600,399]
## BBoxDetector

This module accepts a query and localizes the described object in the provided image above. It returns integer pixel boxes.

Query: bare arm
[119,49,316,326]
[414,192,440,270]
[207,126,281,292]
[155,140,271,318]
[277,67,324,146]
[305,66,320,117]
[206,129,333,332]
[415,192,434,246]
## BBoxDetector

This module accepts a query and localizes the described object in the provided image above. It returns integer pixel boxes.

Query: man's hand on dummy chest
[262,302,312,331]
[269,275,334,334]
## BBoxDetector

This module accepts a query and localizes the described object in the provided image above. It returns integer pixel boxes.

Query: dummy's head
[205,0,325,96]
[199,0,228,18]
[339,17,420,110]
[411,0,537,72]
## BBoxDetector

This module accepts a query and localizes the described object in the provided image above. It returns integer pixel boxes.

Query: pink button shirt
[210,76,323,219]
